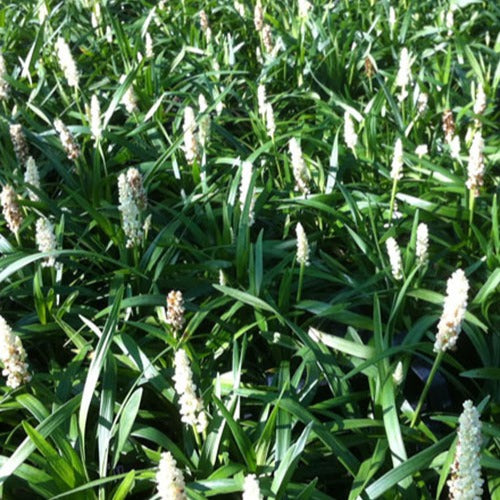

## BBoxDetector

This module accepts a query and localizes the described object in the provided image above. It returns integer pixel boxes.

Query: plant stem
[296,261,305,303]
[410,350,444,427]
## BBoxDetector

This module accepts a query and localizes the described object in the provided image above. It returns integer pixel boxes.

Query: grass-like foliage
[0,0,499,498]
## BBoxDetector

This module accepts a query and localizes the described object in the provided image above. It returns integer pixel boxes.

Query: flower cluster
[0,315,31,389]
[0,53,9,99]
[120,74,138,113]
[198,94,210,149]
[442,109,460,159]
[166,290,185,333]
[385,237,402,280]
[1,184,24,236]
[434,269,469,352]
[242,474,263,500]
[390,138,403,181]
[55,37,79,88]
[448,400,483,500]
[395,48,412,102]
[36,218,58,268]
[173,348,208,433]
[296,222,310,266]
[416,223,429,265]
[10,124,29,165]
[289,138,310,194]
[182,106,199,165]
[54,119,80,160]
[156,451,187,500]
[466,130,485,197]
[24,157,41,201]
[117,167,147,248]
[90,94,102,142]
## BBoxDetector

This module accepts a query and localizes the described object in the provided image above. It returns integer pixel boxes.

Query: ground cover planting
[0,0,499,498]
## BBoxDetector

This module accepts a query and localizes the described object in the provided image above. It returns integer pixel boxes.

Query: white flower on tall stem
[24,157,41,201]
[119,74,138,114]
[1,185,23,236]
[473,83,486,115]
[390,138,403,181]
[296,222,310,266]
[433,269,469,352]
[54,119,80,160]
[36,218,58,268]
[448,400,483,500]
[156,451,187,500]
[0,315,31,389]
[466,130,485,197]
[289,138,310,194]
[385,237,403,280]
[55,37,79,88]
[416,222,428,265]
[395,48,412,102]
[182,106,199,165]
[90,94,102,143]
[173,348,208,433]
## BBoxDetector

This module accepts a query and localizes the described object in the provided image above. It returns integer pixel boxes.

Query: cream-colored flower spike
[24,157,41,201]
[390,138,403,181]
[9,124,29,165]
[296,222,310,266]
[448,400,483,500]
[385,237,402,280]
[182,106,199,165]
[118,168,146,248]
[90,94,102,142]
[242,474,263,500]
[55,37,79,88]
[289,138,310,194]
[173,348,208,433]
[395,47,412,102]
[156,451,187,500]
[466,130,485,198]
[36,218,58,268]
[0,315,31,389]
[473,83,486,115]
[1,185,24,236]
[166,291,185,332]
[0,53,9,100]
[434,269,469,352]
[416,222,429,265]
[54,119,80,160]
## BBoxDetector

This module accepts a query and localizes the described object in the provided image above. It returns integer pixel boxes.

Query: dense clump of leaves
[0,0,498,498]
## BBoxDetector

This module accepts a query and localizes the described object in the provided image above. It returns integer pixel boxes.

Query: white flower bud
[54,119,80,160]
[120,75,138,114]
[415,145,428,158]
[166,290,185,332]
[182,106,199,165]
